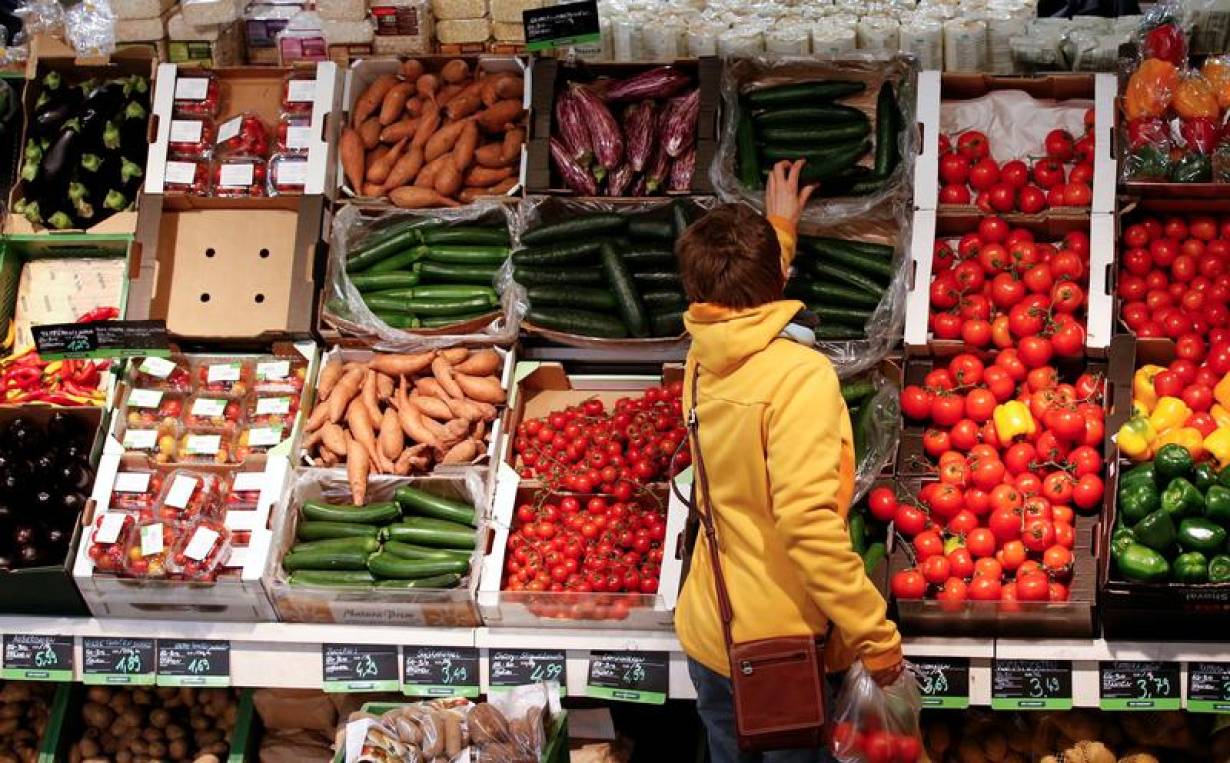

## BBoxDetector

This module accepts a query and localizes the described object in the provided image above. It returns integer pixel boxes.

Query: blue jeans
[689,658,840,763]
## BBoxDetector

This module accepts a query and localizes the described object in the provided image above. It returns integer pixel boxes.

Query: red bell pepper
[1181,117,1220,154]
[1144,23,1187,67]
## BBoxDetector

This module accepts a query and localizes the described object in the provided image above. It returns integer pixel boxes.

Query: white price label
[218,163,254,187]
[207,363,241,383]
[127,389,164,409]
[224,511,259,530]
[94,513,126,545]
[174,77,209,100]
[169,119,204,143]
[231,472,265,493]
[285,125,312,150]
[113,472,152,494]
[191,398,227,418]
[287,78,316,102]
[140,524,164,556]
[164,161,198,185]
[255,360,290,381]
[255,396,291,416]
[217,115,241,145]
[164,475,199,509]
[247,426,283,447]
[274,158,308,186]
[185,434,222,455]
[139,356,176,378]
[123,429,157,451]
[184,528,221,561]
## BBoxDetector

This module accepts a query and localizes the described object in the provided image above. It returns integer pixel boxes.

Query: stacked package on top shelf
[489,0,540,53]
[432,0,487,53]
[317,0,376,59]
[243,1,305,64]
[113,0,174,53]
[369,0,432,56]
[167,3,245,65]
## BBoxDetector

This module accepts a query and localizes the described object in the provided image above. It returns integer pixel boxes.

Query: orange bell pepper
[1125,58,1181,120]
[1174,75,1220,119]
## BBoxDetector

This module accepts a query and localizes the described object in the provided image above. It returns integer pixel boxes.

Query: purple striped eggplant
[550,136,598,195]
[668,147,695,192]
[606,164,635,196]
[628,174,647,197]
[603,66,691,102]
[644,142,670,193]
[554,88,593,166]
[571,84,623,170]
[622,101,656,172]
[662,88,700,158]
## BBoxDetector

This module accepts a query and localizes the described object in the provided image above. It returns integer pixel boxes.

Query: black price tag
[913,658,970,709]
[585,651,668,705]
[156,640,230,687]
[82,638,155,685]
[992,659,1072,710]
[32,320,169,360]
[1188,662,1230,712]
[401,646,479,698]
[2,635,73,681]
[489,649,566,694]
[523,0,600,52]
[322,644,399,693]
[1099,661,1180,711]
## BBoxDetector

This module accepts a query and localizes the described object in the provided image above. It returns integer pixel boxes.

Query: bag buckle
[740,660,753,676]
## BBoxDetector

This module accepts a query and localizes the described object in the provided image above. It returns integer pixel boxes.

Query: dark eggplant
[79,81,125,138]
[57,442,89,464]
[46,412,82,443]
[32,454,58,482]
[59,492,86,516]
[43,525,67,547]
[31,490,56,513]
[17,544,44,566]
[56,462,91,493]
[32,100,74,136]
[12,525,36,547]
[0,503,15,525]
[40,121,81,192]
[5,419,44,454]
[120,101,148,158]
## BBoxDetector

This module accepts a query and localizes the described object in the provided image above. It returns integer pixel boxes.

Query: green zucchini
[283,548,370,572]
[419,311,491,328]
[394,486,477,527]
[300,500,400,524]
[375,574,461,589]
[874,81,900,177]
[736,100,761,190]
[513,266,604,286]
[853,389,878,464]
[808,237,895,259]
[423,245,509,265]
[746,80,866,107]
[527,307,628,338]
[409,284,498,300]
[383,541,473,561]
[296,521,380,541]
[806,282,881,308]
[364,296,413,314]
[373,312,420,329]
[840,380,876,405]
[804,260,886,295]
[759,138,866,164]
[367,553,469,579]
[289,570,377,586]
[346,228,417,272]
[512,240,602,266]
[754,104,868,126]
[628,218,675,241]
[811,245,894,280]
[816,324,862,339]
[760,122,870,146]
[365,246,428,274]
[642,290,686,310]
[401,295,495,316]
[526,285,618,311]
[849,176,889,196]
[521,214,626,246]
[632,271,682,288]
[601,242,649,338]
[762,141,871,183]
[288,537,381,555]
[386,517,477,549]
[815,305,873,327]
[621,247,676,269]
[421,226,509,246]
[349,271,420,292]
[417,261,499,284]
[650,310,685,337]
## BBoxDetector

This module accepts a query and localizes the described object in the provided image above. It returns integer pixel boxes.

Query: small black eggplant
[47,411,83,443]
[40,121,82,193]
[57,462,91,493]
[17,544,44,566]
[59,492,86,517]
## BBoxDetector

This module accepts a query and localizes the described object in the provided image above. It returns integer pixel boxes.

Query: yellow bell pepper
[1149,396,1192,435]
[1215,372,1230,411]
[1155,426,1205,460]
[993,400,1036,442]
[1205,427,1230,468]
[1212,404,1230,430]
[1132,399,1150,418]
[1117,416,1158,461]
[1134,365,1165,414]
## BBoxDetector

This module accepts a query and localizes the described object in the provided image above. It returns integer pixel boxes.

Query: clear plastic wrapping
[852,368,899,504]
[65,0,117,57]
[831,663,923,763]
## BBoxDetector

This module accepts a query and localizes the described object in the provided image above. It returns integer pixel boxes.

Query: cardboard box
[903,209,1113,358]
[913,71,1116,216]
[0,76,23,212]
[168,21,247,67]
[524,57,718,196]
[264,469,490,626]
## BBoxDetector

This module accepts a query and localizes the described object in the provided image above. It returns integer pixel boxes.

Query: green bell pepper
[1133,509,1177,551]
[1174,551,1210,583]
[1178,517,1228,553]
[1111,526,1137,558]
[1193,462,1219,492]
[1206,485,1230,527]
[1162,477,1205,518]
[1116,542,1171,582]
[1122,462,1158,489]
[1172,153,1212,183]
[1156,444,1194,481]
[1119,480,1162,525]
[1128,145,1172,180]
[1218,464,1230,490]
[1210,554,1230,583]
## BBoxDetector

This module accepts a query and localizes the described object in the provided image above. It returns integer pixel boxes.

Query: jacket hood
[684,300,806,375]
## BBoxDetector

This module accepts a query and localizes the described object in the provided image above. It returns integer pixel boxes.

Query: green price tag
[914,658,970,709]
[1099,661,1181,711]
[2,635,73,681]
[489,649,567,695]
[585,651,668,705]
[401,647,480,698]
[322,644,400,693]
[83,638,155,685]
[156,640,230,687]
[992,660,1072,711]
[1188,662,1230,713]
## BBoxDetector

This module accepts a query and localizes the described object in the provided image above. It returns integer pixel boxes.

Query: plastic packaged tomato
[119,422,179,464]
[123,520,178,578]
[222,470,266,512]
[246,393,298,428]
[253,355,307,394]
[275,114,312,155]
[281,71,317,116]
[163,157,211,196]
[122,388,184,429]
[109,469,164,513]
[268,153,308,195]
[212,156,267,197]
[830,664,923,763]
[88,512,137,574]
[178,428,237,465]
[193,359,253,396]
[153,470,223,521]
[216,112,270,158]
[166,517,231,581]
[234,424,287,461]
[130,355,192,391]
[173,72,221,118]
[184,394,245,431]
[168,117,217,157]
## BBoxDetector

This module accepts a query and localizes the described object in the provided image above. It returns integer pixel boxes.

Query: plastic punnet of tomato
[163,157,211,196]
[153,470,223,521]
[166,517,231,582]
[234,424,286,461]
[172,73,221,118]
[130,355,192,391]
[87,512,137,574]
[184,394,244,431]
[211,157,268,198]
[123,388,184,429]
[252,355,307,394]
[281,71,316,116]
[215,112,270,159]
[168,117,217,158]
[178,429,237,465]
[275,114,312,155]
[119,422,179,465]
[123,520,179,578]
[268,153,309,195]
[246,393,298,428]
[192,359,253,397]
[109,469,164,513]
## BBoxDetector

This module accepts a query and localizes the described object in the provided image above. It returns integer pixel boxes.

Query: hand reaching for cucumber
[765,159,816,226]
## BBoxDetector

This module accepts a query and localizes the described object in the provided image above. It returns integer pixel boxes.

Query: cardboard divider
[913,70,940,212]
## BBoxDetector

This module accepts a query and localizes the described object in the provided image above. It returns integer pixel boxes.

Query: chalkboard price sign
[585,651,668,705]
[83,638,156,685]
[489,650,566,694]
[523,0,600,52]
[2,635,73,681]
[913,658,970,709]
[992,659,1072,711]
[401,646,480,698]
[322,644,400,693]
[156,640,230,687]
[33,320,169,360]
[1099,661,1181,711]
[1188,662,1230,713]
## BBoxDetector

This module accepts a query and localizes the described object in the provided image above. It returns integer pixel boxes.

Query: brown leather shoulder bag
[685,367,829,752]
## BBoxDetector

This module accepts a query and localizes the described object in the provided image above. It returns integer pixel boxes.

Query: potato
[150,709,170,729]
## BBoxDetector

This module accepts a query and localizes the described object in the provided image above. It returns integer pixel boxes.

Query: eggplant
[120,101,148,158]
[31,490,56,513]
[40,70,62,93]
[57,443,89,463]
[124,75,150,110]
[17,544,44,567]
[0,503,15,525]
[101,119,121,152]
[80,82,125,139]
[32,100,74,136]
[56,462,91,492]
[40,122,81,192]
[47,412,82,442]
[12,525,35,547]
[43,525,67,547]
[32,454,57,482]
[59,492,86,516]
[5,419,44,453]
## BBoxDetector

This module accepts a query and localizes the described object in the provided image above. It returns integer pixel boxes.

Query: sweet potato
[416,73,440,101]
[346,437,370,505]
[358,117,382,149]
[452,121,479,170]
[401,59,424,81]
[440,348,469,363]
[481,73,515,107]
[379,82,414,126]
[415,154,450,188]
[365,144,389,171]
[463,165,514,187]
[410,393,453,421]
[474,143,513,168]
[436,83,463,107]
[477,100,525,133]
[425,118,473,162]
[415,377,450,399]
[381,147,425,192]
[440,439,480,464]
[431,355,465,398]
[494,74,523,101]
[380,117,419,144]
[319,448,338,467]
[396,382,440,447]
[442,395,482,421]
[328,368,364,423]
[441,59,469,84]
[353,73,400,126]
[376,372,394,399]
[379,407,404,460]
[405,96,424,117]
[340,127,365,191]
[317,359,343,400]
[367,137,408,185]
[500,128,525,163]
[412,100,440,150]
[362,369,382,422]
[346,397,378,455]
[485,177,518,196]
[435,418,470,453]
[454,349,500,376]
[305,401,330,432]
[362,182,386,198]
[434,157,463,197]
[392,187,460,208]
[321,423,348,457]
[370,352,435,376]
[445,92,482,120]
[472,401,498,421]
[454,373,506,403]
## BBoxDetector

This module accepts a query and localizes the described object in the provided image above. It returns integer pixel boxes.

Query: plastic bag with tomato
[830,663,923,763]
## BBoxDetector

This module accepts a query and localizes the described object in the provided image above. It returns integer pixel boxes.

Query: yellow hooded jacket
[676,218,902,678]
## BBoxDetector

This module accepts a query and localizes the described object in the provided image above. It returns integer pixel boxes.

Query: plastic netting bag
[711,53,917,225]
[850,369,899,505]
[13,0,64,38]
[324,202,525,351]
[831,662,924,763]
[65,0,116,56]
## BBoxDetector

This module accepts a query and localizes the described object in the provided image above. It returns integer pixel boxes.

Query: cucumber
[417,261,499,284]
[863,542,887,576]
[366,553,469,579]
[527,285,618,311]
[421,226,509,246]
[300,500,400,524]
[601,242,649,338]
[853,390,878,465]
[394,486,477,527]
[621,247,676,269]
[762,142,870,184]
[736,100,761,190]
[805,261,886,296]
[349,271,420,292]
[346,228,417,272]
[746,80,866,107]
[289,570,376,586]
[383,541,473,561]
[628,218,675,241]
[423,245,509,265]
[760,122,870,146]
[386,517,477,549]
[642,290,686,310]
[754,104,868,126]
[410,284,498,300]
[521,214,627,246]
[807,282,881,308]
[815,305,873,327]
[874,81,900,178]
[849,176,888,196]
[650,309,685,337]
[364,296,413,314]
[759,138,866,164]
[815,324,862,339]
[513,266,604,286]
[808,237,895,259]
[511,240,602,266]
[811,245,894,280]
[365,246,428,274]
[290,536,381,554]
[840,380,876,405]
[632,271,682,288]
[297,522,381,541]
[527,307,628,338]
[375,574,461,589]
[419,311,491,328]
[401,295,495,316]
[373,312,420,329]
[283,548,370,572]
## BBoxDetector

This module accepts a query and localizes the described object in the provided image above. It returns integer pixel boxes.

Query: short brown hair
[675,203,783,309]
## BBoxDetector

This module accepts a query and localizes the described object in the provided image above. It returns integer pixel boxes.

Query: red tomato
[947,546,975,578]
[1017,335,1054,368]
[940,184,972,205]
[1045,128,1075,161]
[1184,384,1214,412]
[962,318,992,348]
[1154,369,1184,397]
[936,577,969,611]
[922,554,951,584]
[1016,572,1050,601]
[1017,184,1047,214]
[999,159,1029,188]
[949,419,981,451]
[901,385,933,421]
[1072,474,1104,511]
[957,130,990,160]
[1044,544,1074,578]
[913,530,945,560]
[966,527,998,558]
[975,557,1003,579]
[998,539,1027,570]
[867,487,898,522]
[1066,446,1101,477]
[970,456,1006,491]
[1003,442,1037,475]
[1033,157,1066,188]
[1022,518,1055,552]
[938,151,971,184]
[1051,323,1086,358]
[1063,182,1092,207]
[891,569,926,601]
[968,575,1002,601]
[969,158,1001,191]
[1123,223,1151,248]
[893,504,928,537]
[895,735,923,763]
[988,183,1016,212]
[1070,161,1094,185]
[989,506,1023,543]
[930,394,965,427]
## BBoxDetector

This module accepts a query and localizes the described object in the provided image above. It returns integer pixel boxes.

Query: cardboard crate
[0,75,23,212]
[524,57,718,197]
[903,209,1113,358]
[264,469,490,627]
[914,71,1116,215]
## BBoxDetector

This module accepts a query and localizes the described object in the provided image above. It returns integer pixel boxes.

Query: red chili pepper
[76,306,119,323]
[6,367,41,389]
